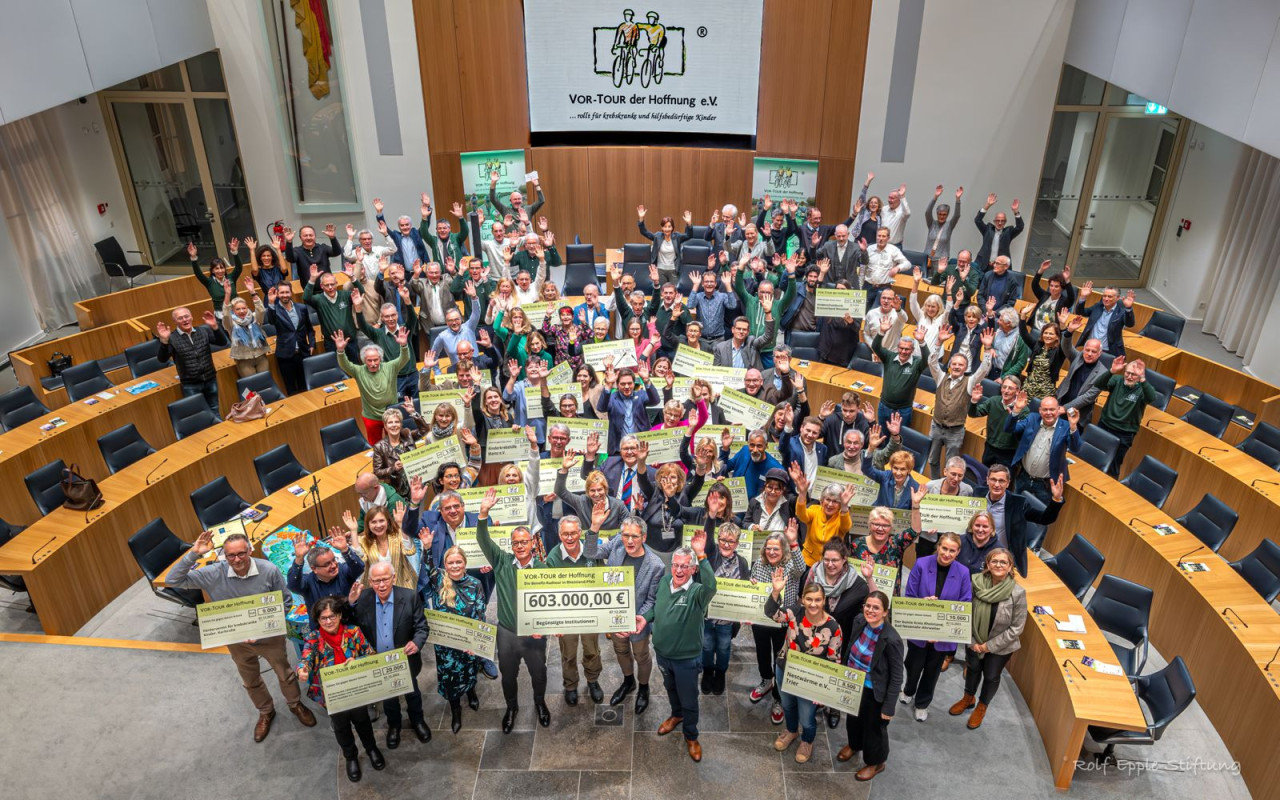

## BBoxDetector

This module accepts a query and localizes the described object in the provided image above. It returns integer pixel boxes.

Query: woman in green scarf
[948,547,1026,730]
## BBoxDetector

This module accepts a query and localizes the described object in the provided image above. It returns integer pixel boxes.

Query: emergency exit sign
[1144,102,1168,115]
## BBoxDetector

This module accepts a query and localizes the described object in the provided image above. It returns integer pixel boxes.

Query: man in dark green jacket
[1093,355,1158,476]
[352,288,419,399]
[872,321,929,429]
[968,375,1028,467]
[643,530,715,762]
[302,265,360,361]
[476,488,551,733]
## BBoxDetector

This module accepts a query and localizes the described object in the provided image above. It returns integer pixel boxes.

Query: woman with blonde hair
[948,547,1026,730]
[222,277,271,378]
[371,405,427,497]
[485,278,517,325]
[908,267,954,353]
[347,503,419,591]
[417,535,486,734]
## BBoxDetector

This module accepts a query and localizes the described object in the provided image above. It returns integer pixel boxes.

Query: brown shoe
[836,745,856,762]
[657,716,684,736]
[795,741,813,763]
[940,653,954,672]
[290,703,317,727]
[686,738,702,762]
[967,702,988,729]
[948,693,976,716]
[253,711,275,742]
[855,762,885,781]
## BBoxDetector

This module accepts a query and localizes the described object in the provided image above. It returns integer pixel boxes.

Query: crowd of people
[160,174,1163,784]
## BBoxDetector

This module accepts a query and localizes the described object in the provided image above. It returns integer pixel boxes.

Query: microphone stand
[1220,607,1249,629]
[205,432,230,453]
[145,458,169,486]
[1062,659,1088,681]
[305,475,326,536]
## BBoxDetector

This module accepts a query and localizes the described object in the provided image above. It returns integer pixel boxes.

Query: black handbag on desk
[47,351,72,376]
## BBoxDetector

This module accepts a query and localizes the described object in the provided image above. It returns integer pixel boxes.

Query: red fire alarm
[97,203,108,215]
[1181,219,1191,231]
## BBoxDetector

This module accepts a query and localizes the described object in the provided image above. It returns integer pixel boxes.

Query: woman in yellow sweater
[789,461,856,565]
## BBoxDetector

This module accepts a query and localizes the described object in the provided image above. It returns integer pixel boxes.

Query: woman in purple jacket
[898,531,972,721]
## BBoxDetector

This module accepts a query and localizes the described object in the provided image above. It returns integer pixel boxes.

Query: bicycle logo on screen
[769,167,799,189]
[594,9,687,88]
[477,158,508,179]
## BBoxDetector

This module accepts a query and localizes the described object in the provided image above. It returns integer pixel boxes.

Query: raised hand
[323,223,336,239]
[910,482,928,508]
[590,499,609,532]
[372,197,384,214]
[819,399,835,419]
[1079,280,1093,300]
[785,517,799,546]
[395,326,410,347]
[155,321,171,343]
[971,384,984,404]
[636,204,647,218]
[1013,390,1029,414]
[348,580,364,605]
[1010,198,1020,214]
[192,530,214,557]
[771,566,787,596]
[451,201,464,218]
[478,486,498,518]
[980,327,995,348]
[955,186,964,199]
[186,241,198,259]
[887,412,902,437]
[934,185,944,198]
[331,330,349,352]
[244,236,258,251]
[201,310,217,328]
[985,193,997,209]
[689,528,707,557]
[1110,355,1127,374]
[840,482,857,506]
[585,431,601,459]
[1123,289,1135,308]
[867,423,885,450]
[1050,474,1065,502]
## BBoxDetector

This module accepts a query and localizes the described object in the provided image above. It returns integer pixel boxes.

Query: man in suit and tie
[349,562,432,748]
[973,464,1063,577]
[712,313,776,372]
[582,433,656,511]
[818,225,867,288]
[973,194,1024,269]
[1072,283,1135,356]
[265,282,315,395]
[1055,333,1108,424]
[595,364,661,453]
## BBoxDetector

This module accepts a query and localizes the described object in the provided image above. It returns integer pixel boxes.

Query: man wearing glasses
[475,488,551,734]
[165,531,317,742]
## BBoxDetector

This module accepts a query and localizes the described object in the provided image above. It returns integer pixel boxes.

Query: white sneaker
[899,693,912,705]
[914,707,928,722]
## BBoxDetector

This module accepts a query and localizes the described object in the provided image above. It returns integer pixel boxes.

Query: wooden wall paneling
[587,148,648,251]
[819,0,872,158]
[430,152,466,221]
[696,149,754,221]
[815,157,856,220]
[642,148,702,228]
[453,0,530,151]
[527,147,594,252]
[413,0,466,153]
[755,0,831,156]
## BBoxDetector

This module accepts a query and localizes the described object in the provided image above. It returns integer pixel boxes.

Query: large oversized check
[780,650,866,715]
[918,495,988,534]
[582,339,636,370]
[197,591,287,649]
[699,366,748,392]
[521,301,555,329]
[814,288,867,318]
[665,376,693,404]
[424,609,497,660]
[707,577,779,626]
[635,428,686,464]
[524,384,583,419]
[400,437,465,481]
[418,388,468,421]
[890,598,972,645]
[683,526,755,562]
[810,468,879,506]
[719,387,774,430]
[485,428,533,462]
[672,344,715,376]
[547,416,609,450]
[320,648,414,714]
[848,558,899,600]
[457,485,528,524]
[693,424,746,453]
[546,360,574,386]
[847,505,911,537]
[691,476,748,508]
[453,526,515,569]
[529,460,585,493]
[516,566,636,635]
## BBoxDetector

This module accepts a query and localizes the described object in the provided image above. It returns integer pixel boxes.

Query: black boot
[610,675,636,706]
[345,755,362,783]
[502,706,518,734]
[635,683,650,714]
[450,698,463,734]
[700,666,714,694]
[466,688,479,710]
[712,669,726,696]
[367,746,385,770]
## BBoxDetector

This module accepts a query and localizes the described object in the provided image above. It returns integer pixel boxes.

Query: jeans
[657,653,703,740]
[1015,471,1053,507]
[181,378,220,417]
[776,663,819,742]
[276,353,308,395]
[926,421,965,477]
[1100,422,1136,477]
[701,621,733,671]
[382,665,425,728]
[876,401,912,431]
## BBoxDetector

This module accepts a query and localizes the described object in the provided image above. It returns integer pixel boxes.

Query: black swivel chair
[24,460,69,516]
[1087,656,1196,766]
[1075,424,1121,474]
[321,419,369,465]
[789,331,820,362]
[94,236,152,287]
[1229,539,1280,603]
[1041,533,1105,600]
[189,477,251,530]
[1137,310,1186,347]
[124,339,165,378]
[253,444,311,496]
[1021,493,1050,553]
[1237,422,1280,469]
[1179,393,1234,438]
[980,378,1003,400]
[0,517,30,608]
[1120,455,1178,509]
[0,385,50,431]
[563,243,598,296]
[236,372,286,403]
[167,395,219,440]
[60,362,114,402]
[622,243,655,293]
[688,225,712,242]
[898,426,931,469]
[849,357,882,377]
[916,373,937,394]
[128,519,203,611]
[1142,369,1176,412]
[303,352,344,391]
[1174,493,1238,553]
[1086,574,1153,678]
[97,424,157,475]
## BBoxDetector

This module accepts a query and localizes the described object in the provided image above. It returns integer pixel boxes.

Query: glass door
[1025,111,1099,267]
[101,53,253,269]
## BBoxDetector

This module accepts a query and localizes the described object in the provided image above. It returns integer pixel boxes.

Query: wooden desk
[809,367,1280,799]
[1132,407,1280,562]
[75,277,317,330]
[9,320,152,409]
[1118,331,1181,373]
[1010,557,1147,789]
[0,388,361,635]
[151,452,372,584]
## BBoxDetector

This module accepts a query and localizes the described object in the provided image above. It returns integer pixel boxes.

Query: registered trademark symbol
[696,26,708,37]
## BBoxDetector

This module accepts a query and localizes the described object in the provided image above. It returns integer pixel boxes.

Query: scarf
[230,309,267,349]
[432,421,455,440]
[318,628,348,665]
[971,573,1016,644]
[809,561,860,600]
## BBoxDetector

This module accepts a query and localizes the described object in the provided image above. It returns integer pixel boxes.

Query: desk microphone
[205,432,230,453]
[145,458,168,486]
[29,535,56,564]
[1127,517,1158,535]
[1220,607,1248,628]
[1175,544,1205,568]
[1062,659,1088,681]
[324,390,345,405]
[1080,482,1107,496]
[264,400,287,426]
[1265,644,1279,672]
[1197,445,1228,457]
[1144,419,1176,430]
[247,514,272,541]
[303,476,322,508]
[1251,478,1279,491]
[84,498,108,524]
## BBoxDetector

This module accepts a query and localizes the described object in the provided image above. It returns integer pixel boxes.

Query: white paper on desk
[96,391,115,400]
[524,171,539,182]
[1179,561,1210,573]
[1055,614,1086,633]
[287,485,306,497]
[1033,605,1054,616]
[1082,656,1124,676]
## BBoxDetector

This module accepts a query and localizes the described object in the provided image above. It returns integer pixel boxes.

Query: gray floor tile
[579,770,631,800]
[471,769,580,800]
[479,729,535,770]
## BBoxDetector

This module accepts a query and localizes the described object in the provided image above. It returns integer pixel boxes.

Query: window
[1146,127,1176,204]
[260,0,358,207]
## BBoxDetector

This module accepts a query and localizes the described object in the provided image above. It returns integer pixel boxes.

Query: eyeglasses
[313,560,336,570]
[671,563,694,571]
[718,538,739,545]
[317,614,340,622]
[989,560,1011,567]
[620,533,643,540]
[224,550,250,560]
[511,539,532,547]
